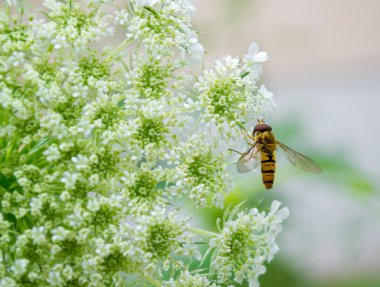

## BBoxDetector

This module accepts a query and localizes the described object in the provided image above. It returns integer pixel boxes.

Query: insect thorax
[258,131,276,152]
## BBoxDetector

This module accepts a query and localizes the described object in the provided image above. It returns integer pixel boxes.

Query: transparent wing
[237,144,261,173]
[277,141,322,173]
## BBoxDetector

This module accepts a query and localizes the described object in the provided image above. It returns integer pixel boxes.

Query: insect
[230,119,322,189]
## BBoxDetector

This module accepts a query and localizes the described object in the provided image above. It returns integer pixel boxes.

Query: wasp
[230,120,322,189]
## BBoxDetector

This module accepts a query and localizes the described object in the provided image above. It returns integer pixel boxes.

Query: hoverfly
[230,119,322,189]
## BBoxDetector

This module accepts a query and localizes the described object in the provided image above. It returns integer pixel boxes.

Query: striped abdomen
[260,148,276,189]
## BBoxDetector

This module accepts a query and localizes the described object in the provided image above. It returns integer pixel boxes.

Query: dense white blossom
[0,0,286,286]
[209,201,290,285]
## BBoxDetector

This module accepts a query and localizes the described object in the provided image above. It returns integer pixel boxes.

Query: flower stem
[188,226,218,238]
[188,116,200,137]
[105,38,133,62]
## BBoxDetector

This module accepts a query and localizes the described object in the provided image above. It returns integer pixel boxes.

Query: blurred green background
[191,0,380,286]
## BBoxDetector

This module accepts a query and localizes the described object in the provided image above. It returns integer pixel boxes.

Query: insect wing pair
[236,140,322,174]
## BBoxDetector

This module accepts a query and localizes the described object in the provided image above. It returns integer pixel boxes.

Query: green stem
[105,39,133,62]
[44,44,54,65]
[188,116,200,137]
[144,6,159,18]
[188,226,218,238]
[239,71,249,78]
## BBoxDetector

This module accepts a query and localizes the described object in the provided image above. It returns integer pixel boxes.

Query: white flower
[51,227,70,242]
[0,214,11,231]
[66,204,91,228]
[188,41,204,64]
[59,191,71,201]
[48,267,65,287]
[114,9,129,26]
[51,35,69,50]
[30,196,43,216]
[270,200,290,221]
[125,0,198,55]
[195,56,255,133]
[244,42,268,66]
[62,265,74,280]
[8,51,25,67]
[10,259,29,278]
[95,240,113,257]
[30,226,46,245]
[242,43,268,80]
[170,135,233,207]
[134,0,160,7]
[164,271,217,287]
[43,0,63,12]
[71,154,90,171]
[209,201,288,285]
[61,172,79,190]
[0,278,16,287]
[252,84,277,116]
[78,228,91,243]
[87,198,100,212]
[182,0,196,17]
[43,145,61,162]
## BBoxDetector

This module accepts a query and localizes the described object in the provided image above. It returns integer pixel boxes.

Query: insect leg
[228,148,243,155]
[241,129,255,141]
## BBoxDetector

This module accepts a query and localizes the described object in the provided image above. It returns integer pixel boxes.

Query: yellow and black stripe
[260,148,276,189]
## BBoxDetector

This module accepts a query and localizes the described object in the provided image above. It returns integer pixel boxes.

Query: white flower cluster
[125,0,199,58]
[209,201,290,286]
[0,0,285,286]
[194,44,275,136]
[164,271,218,287]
